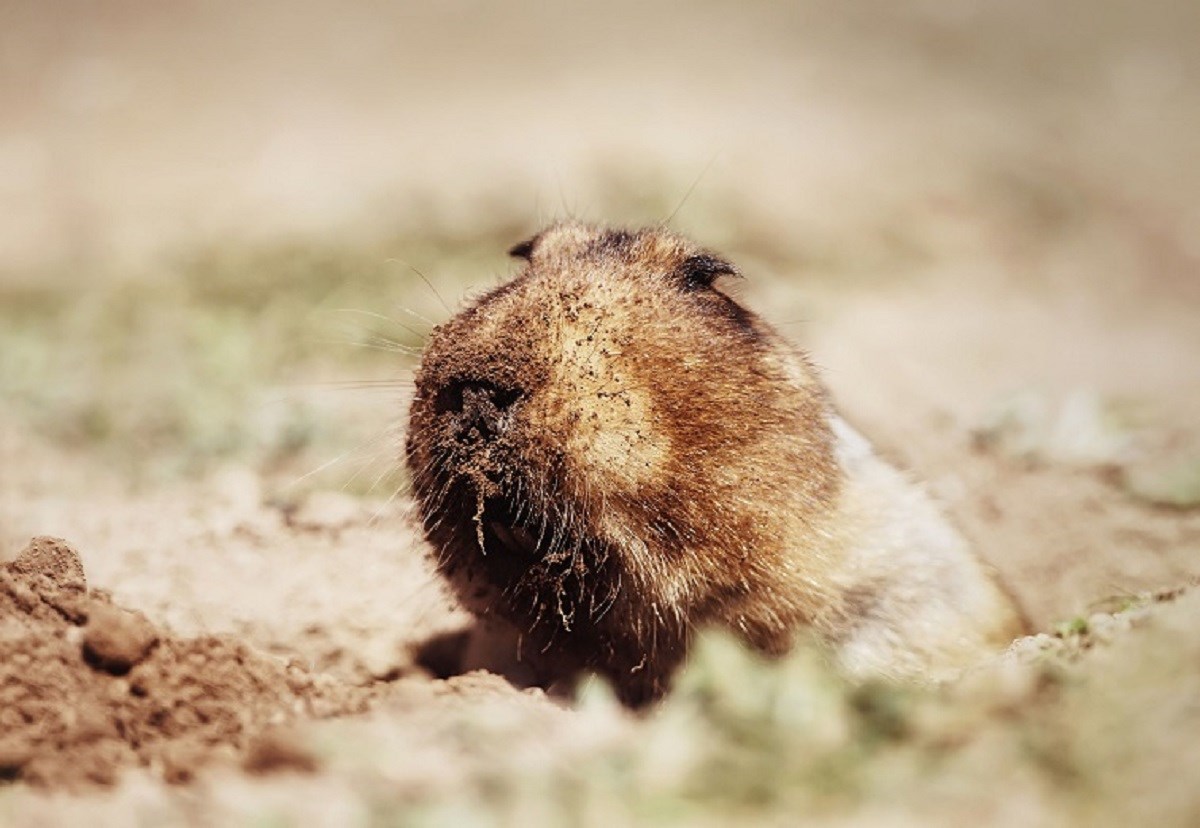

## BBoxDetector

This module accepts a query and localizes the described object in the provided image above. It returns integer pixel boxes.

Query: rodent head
[405,222,840,701]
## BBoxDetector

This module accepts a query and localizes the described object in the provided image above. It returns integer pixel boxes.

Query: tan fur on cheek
[546,291,670,495]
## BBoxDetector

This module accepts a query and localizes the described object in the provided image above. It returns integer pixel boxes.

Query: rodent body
[405,222,1025,705]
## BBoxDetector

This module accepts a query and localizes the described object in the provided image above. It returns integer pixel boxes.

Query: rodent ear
[675,253,740,290]
[508,233,541,260]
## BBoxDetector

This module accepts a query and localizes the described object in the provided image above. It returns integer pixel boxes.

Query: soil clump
[0,536,376,788]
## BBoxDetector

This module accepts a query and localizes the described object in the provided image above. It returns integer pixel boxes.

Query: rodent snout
[435,379,523,439]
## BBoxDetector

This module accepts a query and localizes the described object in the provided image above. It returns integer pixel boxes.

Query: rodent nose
[435,380,522,437]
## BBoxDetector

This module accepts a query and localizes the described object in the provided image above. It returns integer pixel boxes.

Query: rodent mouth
[464,491,622,633]
[479,497,541,561]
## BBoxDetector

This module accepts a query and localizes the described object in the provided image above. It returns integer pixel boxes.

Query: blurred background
[4,0,1199,271]
[3,3,1200,822]
[1,0,1198,620]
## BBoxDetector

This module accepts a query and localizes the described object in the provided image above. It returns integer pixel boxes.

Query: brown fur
[405,222,1026,706]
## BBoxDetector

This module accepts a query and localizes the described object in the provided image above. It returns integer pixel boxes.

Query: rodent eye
[675,254,740,291]
[508,235,539,260]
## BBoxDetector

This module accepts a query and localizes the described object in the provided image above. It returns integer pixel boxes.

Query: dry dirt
[2,0,1199,824]
[0,536,376,788]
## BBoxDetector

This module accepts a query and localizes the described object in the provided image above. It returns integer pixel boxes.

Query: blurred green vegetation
[0,178,832,482]
[0,170,954,484]
[0,165,1178,490]
[320,588,1200,827]
[0,224,514,481]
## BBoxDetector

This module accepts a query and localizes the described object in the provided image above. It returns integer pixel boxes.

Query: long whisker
[324,338,423,356]
[394,304,439,329]
[385,259,452,316]
[665,151,721,225]
[279,378,413,389]
[283,421,398,490]
[368,474,415,527]
[339,434,402,494]
[331,307,430,344]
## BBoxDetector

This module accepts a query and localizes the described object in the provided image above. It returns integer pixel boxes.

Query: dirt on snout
[0,536,376,788]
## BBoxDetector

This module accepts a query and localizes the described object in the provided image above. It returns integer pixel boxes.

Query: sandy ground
[1,0,1199,824]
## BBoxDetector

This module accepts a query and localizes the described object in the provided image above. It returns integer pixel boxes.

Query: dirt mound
[0,537,376,787]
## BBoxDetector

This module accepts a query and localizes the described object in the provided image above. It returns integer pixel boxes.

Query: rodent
[405,221,1027,706]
